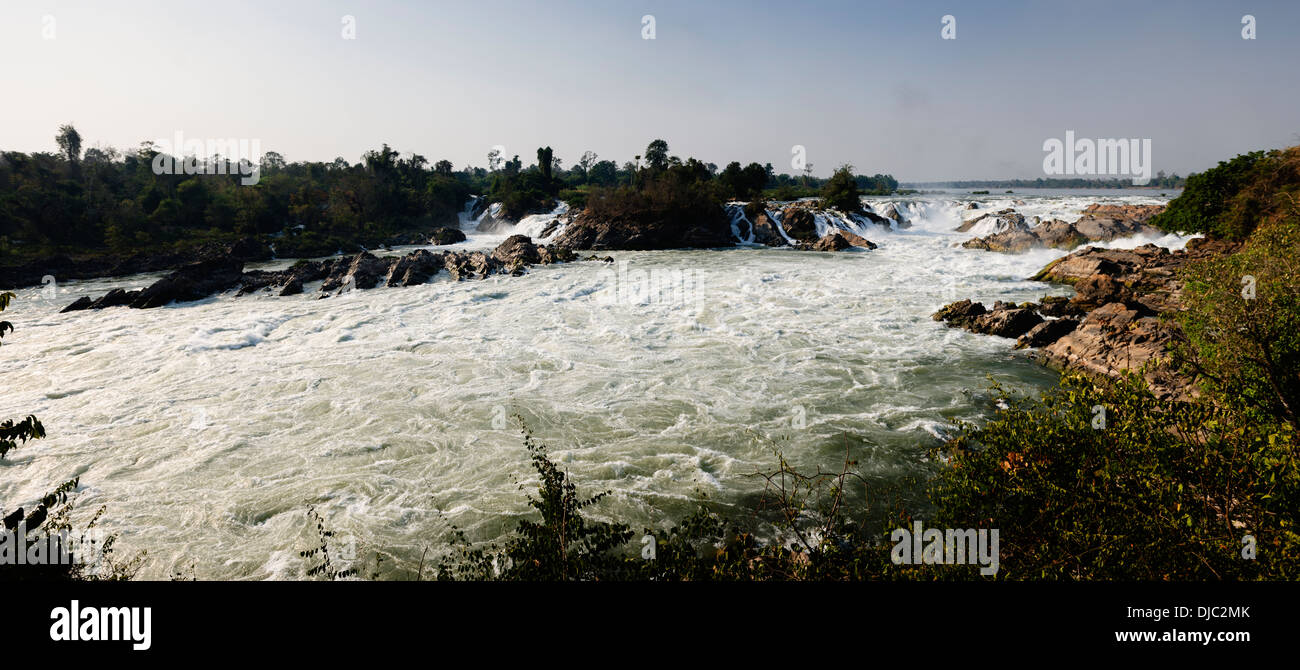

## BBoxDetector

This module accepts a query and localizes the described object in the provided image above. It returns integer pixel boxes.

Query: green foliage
[435,418,634,581]
[0,129,476,263]
[1147,149,1300,240]
[583,170,721,228]
[931,371,1298,579]
[1176,220,1300,426]
[854,173,898,195]
[55,124,82,163]
[822,165,863,213]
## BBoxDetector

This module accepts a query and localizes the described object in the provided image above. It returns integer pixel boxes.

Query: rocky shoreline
[934,236,1238,400]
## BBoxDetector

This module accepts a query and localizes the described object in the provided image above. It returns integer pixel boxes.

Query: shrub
[1175,219,1300,426]
[1150,147,1300,240]
[931,371,1299,579]
[822,165,863,213]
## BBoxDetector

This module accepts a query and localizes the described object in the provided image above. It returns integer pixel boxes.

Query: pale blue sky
[2,0,1296,180]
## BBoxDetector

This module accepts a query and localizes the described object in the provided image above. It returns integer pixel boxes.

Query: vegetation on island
[1,128,898,276]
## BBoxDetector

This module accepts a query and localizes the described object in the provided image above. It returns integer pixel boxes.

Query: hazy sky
[2,0,1297,180]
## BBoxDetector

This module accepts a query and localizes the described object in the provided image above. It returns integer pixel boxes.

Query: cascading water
[2,190,1190,579]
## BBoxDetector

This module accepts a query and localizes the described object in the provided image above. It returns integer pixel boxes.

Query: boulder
[279,278,304,296]
[956,208,1025,233]
[385,249,443,287]
[321,252,391,292]
[971,307,1043,338]
[429,228,467,245]
[751,213,786,246]
[130,258,244,309]
[962,228,1041,253]
[812,232,852,252]
[444,251,496,281]
[932,299,987,327]
[1037,295,1085,318]
[553,207,732,250]
[1015,318,1079,349]
[491,235,542,266]
[780,206,819,242]
[60,296,94,313]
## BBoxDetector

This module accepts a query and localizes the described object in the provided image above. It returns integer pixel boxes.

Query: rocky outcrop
[935,298,1073,348]
[1015,318,1079,349]
[877,203,911,228]
[474,205,517,234]
[811,231,878,252]
[64,237,579,311]
[384,249,444,287]
[750,212,785,246]
[428,228,468,245]
[812,233,851,252]
[553,206,733,250]
[937,236,1240,401]
[130,257,245,308]
[63,258,246,311]
[935,300,1046,340]
[491,234,542,266]
[780,206,819,242]
[956,208,1025,234]
[962,203,1167,253]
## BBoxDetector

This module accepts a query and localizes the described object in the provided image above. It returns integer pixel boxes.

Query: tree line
[1,127,898,262]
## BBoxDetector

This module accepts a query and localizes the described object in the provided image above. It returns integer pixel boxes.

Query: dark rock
[60,296,93,313]
[320,252,392,292]
[812,232,852,252]
[956,208,1025,233]
[932,299,987,327]
[971,308,1043,338]
[780,206,819,242]
[751,212,786,246]
[130,258,244,309]
[92,288,141,309]
[429,228,467,245]
[444,251,496,281]
[1015,318,1079,349]
[385,249,444,287]
[537,245,576,264]
[1037,295,1085,318]
[279,278,304,296]
[554,206,732,250]
[492,235,542,266]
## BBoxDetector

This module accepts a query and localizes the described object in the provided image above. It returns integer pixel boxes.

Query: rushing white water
[1,192,1190,579]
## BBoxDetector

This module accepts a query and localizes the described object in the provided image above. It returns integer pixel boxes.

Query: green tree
[56,124,82,163]
[822,164,863,213]
[644,139,669,173]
